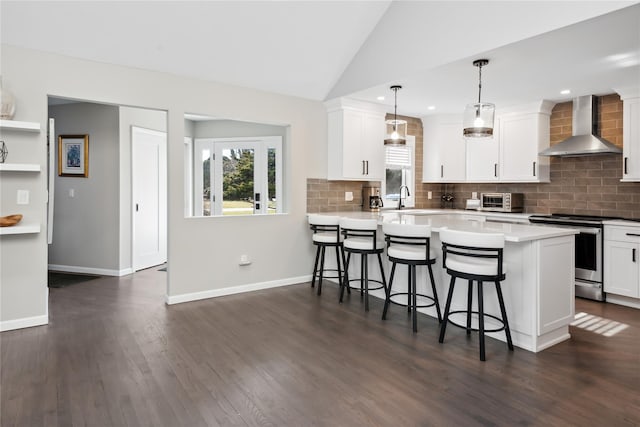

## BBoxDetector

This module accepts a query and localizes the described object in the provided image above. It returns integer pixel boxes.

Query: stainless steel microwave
[480,193,524,212]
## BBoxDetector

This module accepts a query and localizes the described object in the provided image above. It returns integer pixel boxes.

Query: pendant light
[384,85,407,146]
[463,59,495,138]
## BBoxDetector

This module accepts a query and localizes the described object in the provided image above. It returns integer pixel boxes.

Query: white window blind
[385,146,411,169]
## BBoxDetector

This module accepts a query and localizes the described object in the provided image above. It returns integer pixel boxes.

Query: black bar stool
[381,222,442,332]
[308,214,347,296]
[339,218,387,312]
[438,228,514,361]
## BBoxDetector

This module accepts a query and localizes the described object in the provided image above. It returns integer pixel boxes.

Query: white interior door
[132,126,167,271]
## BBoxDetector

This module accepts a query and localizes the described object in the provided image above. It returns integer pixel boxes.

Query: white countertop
[311,209,577,243]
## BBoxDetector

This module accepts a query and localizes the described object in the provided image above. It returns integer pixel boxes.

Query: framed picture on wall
[58,134,89,177]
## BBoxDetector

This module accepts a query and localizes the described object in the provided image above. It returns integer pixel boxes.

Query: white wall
[48,102,120,272]
[0,44,327,328]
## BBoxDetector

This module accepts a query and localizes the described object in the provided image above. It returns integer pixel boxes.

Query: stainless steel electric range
[529,213,622,301]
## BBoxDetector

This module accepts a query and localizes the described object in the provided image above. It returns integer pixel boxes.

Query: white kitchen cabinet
[604,225,640,298]
[423,101,552,183]
[326,98,385,181]
[499,101,553,182]
[422,115,466,182]
[620,94,640,181]
[465,118,500,181]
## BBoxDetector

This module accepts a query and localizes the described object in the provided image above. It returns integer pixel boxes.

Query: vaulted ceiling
[2,1,639,116]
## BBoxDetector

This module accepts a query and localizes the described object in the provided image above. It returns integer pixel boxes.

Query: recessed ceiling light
[560,89,571,95]
[377,96,385,101]
[427,106,436,110]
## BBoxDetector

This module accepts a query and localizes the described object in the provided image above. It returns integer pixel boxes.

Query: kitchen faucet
[398,185,410,209]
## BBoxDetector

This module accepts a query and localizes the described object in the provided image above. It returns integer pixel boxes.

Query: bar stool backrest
[383,223,432,259]
[439,228,505,278]
[340,218,380,250]
[308,214,341,243]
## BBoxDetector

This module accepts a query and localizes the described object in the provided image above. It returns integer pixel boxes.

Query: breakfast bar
[314,210,578,353]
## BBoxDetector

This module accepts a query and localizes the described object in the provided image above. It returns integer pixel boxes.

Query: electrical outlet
[345,191,353,201]
[17,190,29,205]
[69,188,75,198]
[472,192,478,199]
[427,191,432,200]
[239,254,251,266]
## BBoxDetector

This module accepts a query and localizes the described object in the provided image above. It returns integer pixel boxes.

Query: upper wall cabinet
[465,117,500,182]
[326,98,386,181]
[499,101,554,182]
[619,89,640,182]
[423,101,553,183]
[422,115,466,183]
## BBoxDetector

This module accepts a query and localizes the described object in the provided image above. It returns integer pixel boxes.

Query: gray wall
[192,119,288,140]
[1,44,327,328]
[48,102,120,272]
[118,107,167,272]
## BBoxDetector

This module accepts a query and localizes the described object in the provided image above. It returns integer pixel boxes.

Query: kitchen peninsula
[314,210,578,353]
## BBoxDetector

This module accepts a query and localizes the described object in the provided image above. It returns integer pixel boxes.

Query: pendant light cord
[393,87,398,130]
[477,63,482,104]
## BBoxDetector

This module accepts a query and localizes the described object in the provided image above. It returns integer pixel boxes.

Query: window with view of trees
[193,136,282,216]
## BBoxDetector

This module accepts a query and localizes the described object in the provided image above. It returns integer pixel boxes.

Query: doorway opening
[47,97,168,287]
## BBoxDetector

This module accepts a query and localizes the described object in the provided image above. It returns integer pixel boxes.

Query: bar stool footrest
[389,292,437,308]
[312,268,344,281]
[445,310,507,333]
[346,278,384,292]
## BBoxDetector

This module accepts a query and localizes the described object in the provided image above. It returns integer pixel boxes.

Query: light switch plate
[427,191,432,200]
[345,191,354,201]
[17,190,29,205]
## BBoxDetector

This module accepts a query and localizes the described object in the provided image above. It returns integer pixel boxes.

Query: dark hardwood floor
[2,269,639,426]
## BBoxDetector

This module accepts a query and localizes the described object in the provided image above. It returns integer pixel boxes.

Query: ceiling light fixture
[384,85,407,146]
[561,89,571,95]
[377,96,385,101]
[463,59,495,138]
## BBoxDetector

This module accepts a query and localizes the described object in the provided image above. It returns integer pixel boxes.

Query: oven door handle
[573,227,601,235]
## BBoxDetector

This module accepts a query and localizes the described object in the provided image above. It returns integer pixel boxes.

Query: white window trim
[382,135,415,208]
[193,136,282,216]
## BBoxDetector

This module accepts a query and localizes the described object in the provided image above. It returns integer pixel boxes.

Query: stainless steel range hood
[539,95,622,157]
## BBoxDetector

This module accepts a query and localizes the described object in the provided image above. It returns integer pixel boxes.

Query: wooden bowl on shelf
[0,214,23,227]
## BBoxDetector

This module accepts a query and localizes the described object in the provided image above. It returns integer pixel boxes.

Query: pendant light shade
[463,59,495,138]
[384,85,407,146]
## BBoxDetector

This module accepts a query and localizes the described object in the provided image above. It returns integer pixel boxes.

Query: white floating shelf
[0,119,41,132]
[0,163,41,172]
[0,223,41,236]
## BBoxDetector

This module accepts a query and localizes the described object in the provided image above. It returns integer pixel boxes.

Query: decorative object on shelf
[384,85,407,146]
[0,76,16,120]
[0,214,23,227]
[58,134,89,177]
[463,59,495,138]
[0,140,7,163]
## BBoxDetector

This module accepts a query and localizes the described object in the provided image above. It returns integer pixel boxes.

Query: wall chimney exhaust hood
[539,95,622,157]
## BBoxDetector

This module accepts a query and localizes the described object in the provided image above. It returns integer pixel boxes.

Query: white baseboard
[606,294,640,310]
[0,314,48,332]
[48,264,133,277]
[166,275,312,305]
